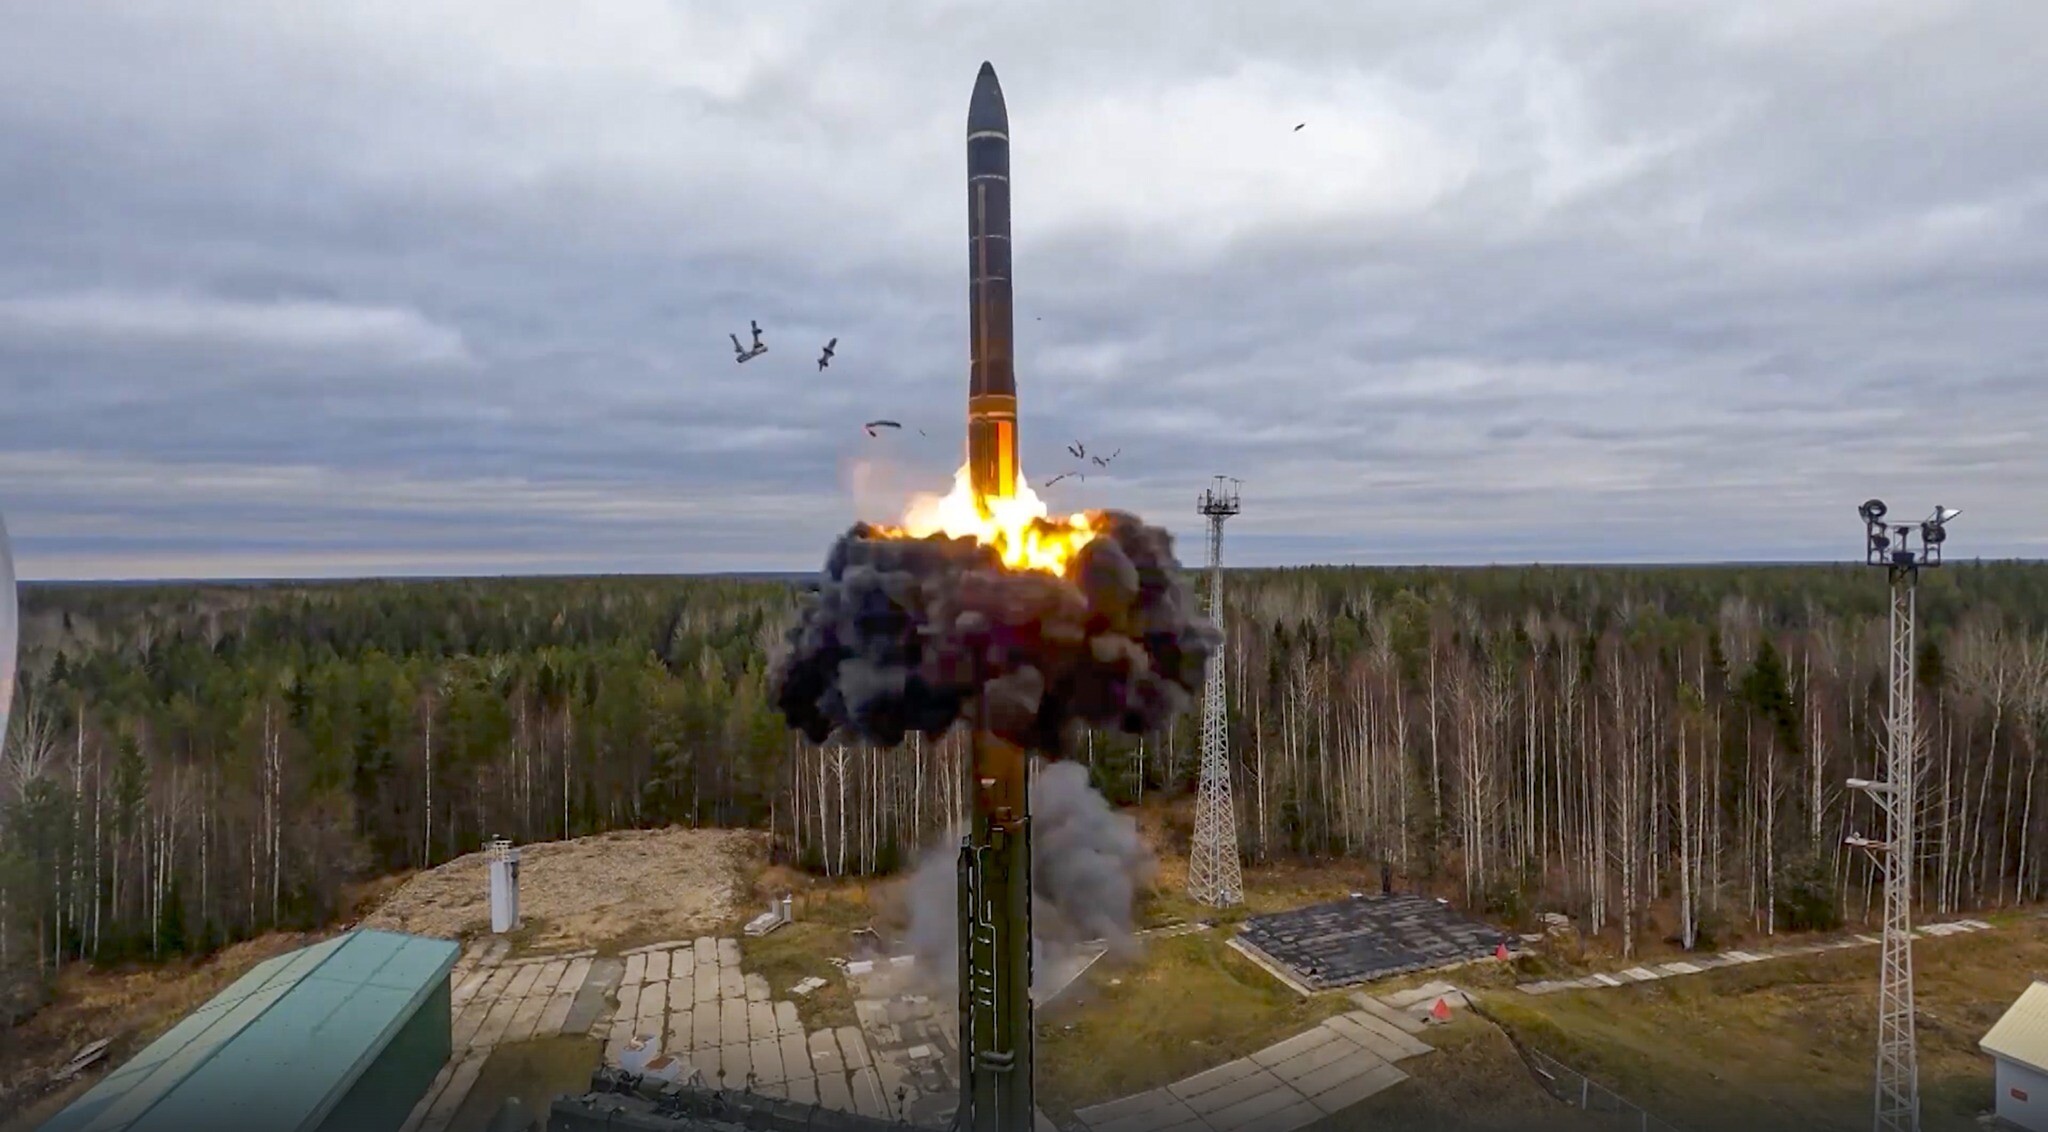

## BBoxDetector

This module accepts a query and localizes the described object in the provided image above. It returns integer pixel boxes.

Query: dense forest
[4,562,2048,1018]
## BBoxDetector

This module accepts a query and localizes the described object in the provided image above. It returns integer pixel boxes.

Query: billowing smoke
[902,759,1155,989]
[771,511,1217,753]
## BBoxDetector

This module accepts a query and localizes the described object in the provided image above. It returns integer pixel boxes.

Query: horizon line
[18,557,2043,586]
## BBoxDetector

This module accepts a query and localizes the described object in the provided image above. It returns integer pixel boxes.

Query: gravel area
[361,827,763,951]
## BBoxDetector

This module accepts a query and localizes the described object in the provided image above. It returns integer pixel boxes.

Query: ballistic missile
[967,61,1017,510]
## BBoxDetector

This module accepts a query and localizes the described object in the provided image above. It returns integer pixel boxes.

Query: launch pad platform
[1236,894,1517,991]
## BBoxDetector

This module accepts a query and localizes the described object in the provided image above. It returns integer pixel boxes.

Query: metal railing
[1519,1045,1686,1132]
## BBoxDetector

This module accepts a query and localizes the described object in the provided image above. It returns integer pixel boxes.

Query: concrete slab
[667,1009,692,1053]
[717,938,742,966]
[1251,1025,1344,1068]
[564,958,622,1036]
[850,1066,889,1118]
[1228,1095,1322,1132]
[721,997,750,1045]
[1342,1009,1434,1058]
[451,968,492,1008]
[1289,1050,1386,1100]
[668,976,692,1014]
[745,972,771,1002]
[1326,1012,1431,1063]
[749,1036,786,1085]
[809,1029,847,1076]
[1659,961,1704,975]
[694,969,719,1004]
[1348,992,1430,1035]
[622,953,647,987]
[748,1000,777,1041]
[716,1040,752,1087]
[1201,1081,1298,1131]
[780,1030,813,1078]
[720,966,747,1000]
[691,1007,719,1053]
[817,1069,855,1113]
[481,938,512,966]
[637,980,668,1021]
[473,995,523,1049]
[1307,1060,1408,1115]
[645,950,671,983]
[505,991,550,1043]
[1168,1056,1264,1102]
[835,1025,874,1070]
[1181,1067,1279,1116]
[417,1051,488,1132]
[1618,967,1660,982]
[786,1076,819,1106]
[531,958,569,996]
[615,982,642,1021]
[1269,1034,1369,1086]
[450,1001,492,1050]
[1077,1087,1186,1126]
[1590,972,1625,986]
[774,1000,803,1036]
[477,966,517,1001]
[1093,1107,1206,1132]
[536,987,577,1037]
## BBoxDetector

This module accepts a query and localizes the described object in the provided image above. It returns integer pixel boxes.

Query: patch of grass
[448,1035,602,1132]
[1480,919,2048,1132]
[1035,932,1350,1121]
[1314,1015,1609,1132]
[740,921,859,1032]
[496,916,556,960]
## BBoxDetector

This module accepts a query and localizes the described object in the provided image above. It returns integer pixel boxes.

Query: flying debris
[1066,441,1085,459]
[818,338,838,371]
[730,319,768,363]
[1044,472,1080,487]
[863,419,903,438]
[1090,448,1120,468]
[1294,123,1305,131]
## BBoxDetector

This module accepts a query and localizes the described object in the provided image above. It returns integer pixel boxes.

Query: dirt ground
[360,827,765,952]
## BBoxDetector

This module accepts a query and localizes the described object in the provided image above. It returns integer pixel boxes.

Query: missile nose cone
[969,61,1008,134]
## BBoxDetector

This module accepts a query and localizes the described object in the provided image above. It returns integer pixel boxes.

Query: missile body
[960,63,1037,1132]
[967,61,1017,510]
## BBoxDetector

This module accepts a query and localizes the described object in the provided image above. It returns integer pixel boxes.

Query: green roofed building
[42,929,460,1132]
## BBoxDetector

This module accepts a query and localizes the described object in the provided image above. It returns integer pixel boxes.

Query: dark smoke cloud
[772,510,1217,753]
[903,759,1155,990]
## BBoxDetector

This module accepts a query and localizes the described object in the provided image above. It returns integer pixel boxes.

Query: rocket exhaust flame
[868,464,1097,576]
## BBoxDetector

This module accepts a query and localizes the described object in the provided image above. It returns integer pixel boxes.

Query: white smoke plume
[902,759,1154,992]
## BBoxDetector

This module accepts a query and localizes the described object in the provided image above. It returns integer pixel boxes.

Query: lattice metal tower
[1845,499,1958,1132]
[1187,476,1244,908]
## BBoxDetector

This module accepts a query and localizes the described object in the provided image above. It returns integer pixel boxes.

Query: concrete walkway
[1072,1002,1433,1132]
[1516,917,1995,996]
[399,934,904,1132]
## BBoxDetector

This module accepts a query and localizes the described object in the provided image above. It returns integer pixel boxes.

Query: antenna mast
[1187,476,1244,908]
[1846,499,1958,1132]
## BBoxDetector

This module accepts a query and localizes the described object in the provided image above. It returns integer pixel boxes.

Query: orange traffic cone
[1430,997,1452,1022]
[1495,941,1511,961]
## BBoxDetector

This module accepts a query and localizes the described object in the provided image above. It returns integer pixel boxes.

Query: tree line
[2,562,2046,1017]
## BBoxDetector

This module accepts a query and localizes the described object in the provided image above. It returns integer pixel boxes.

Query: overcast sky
[2,0,2043,580]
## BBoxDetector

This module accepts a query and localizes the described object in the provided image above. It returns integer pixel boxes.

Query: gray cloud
[1,0,2043,579]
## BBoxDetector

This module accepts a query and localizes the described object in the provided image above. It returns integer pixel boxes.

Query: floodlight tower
[1845,498,1958,1132]
[1187,476,1244,908]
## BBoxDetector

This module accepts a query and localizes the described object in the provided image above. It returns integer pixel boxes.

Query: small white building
[1982,980,2048,1131]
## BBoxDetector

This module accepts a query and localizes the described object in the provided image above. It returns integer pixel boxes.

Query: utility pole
[1187,476,1244,908]
[1846,498,1959,1132]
